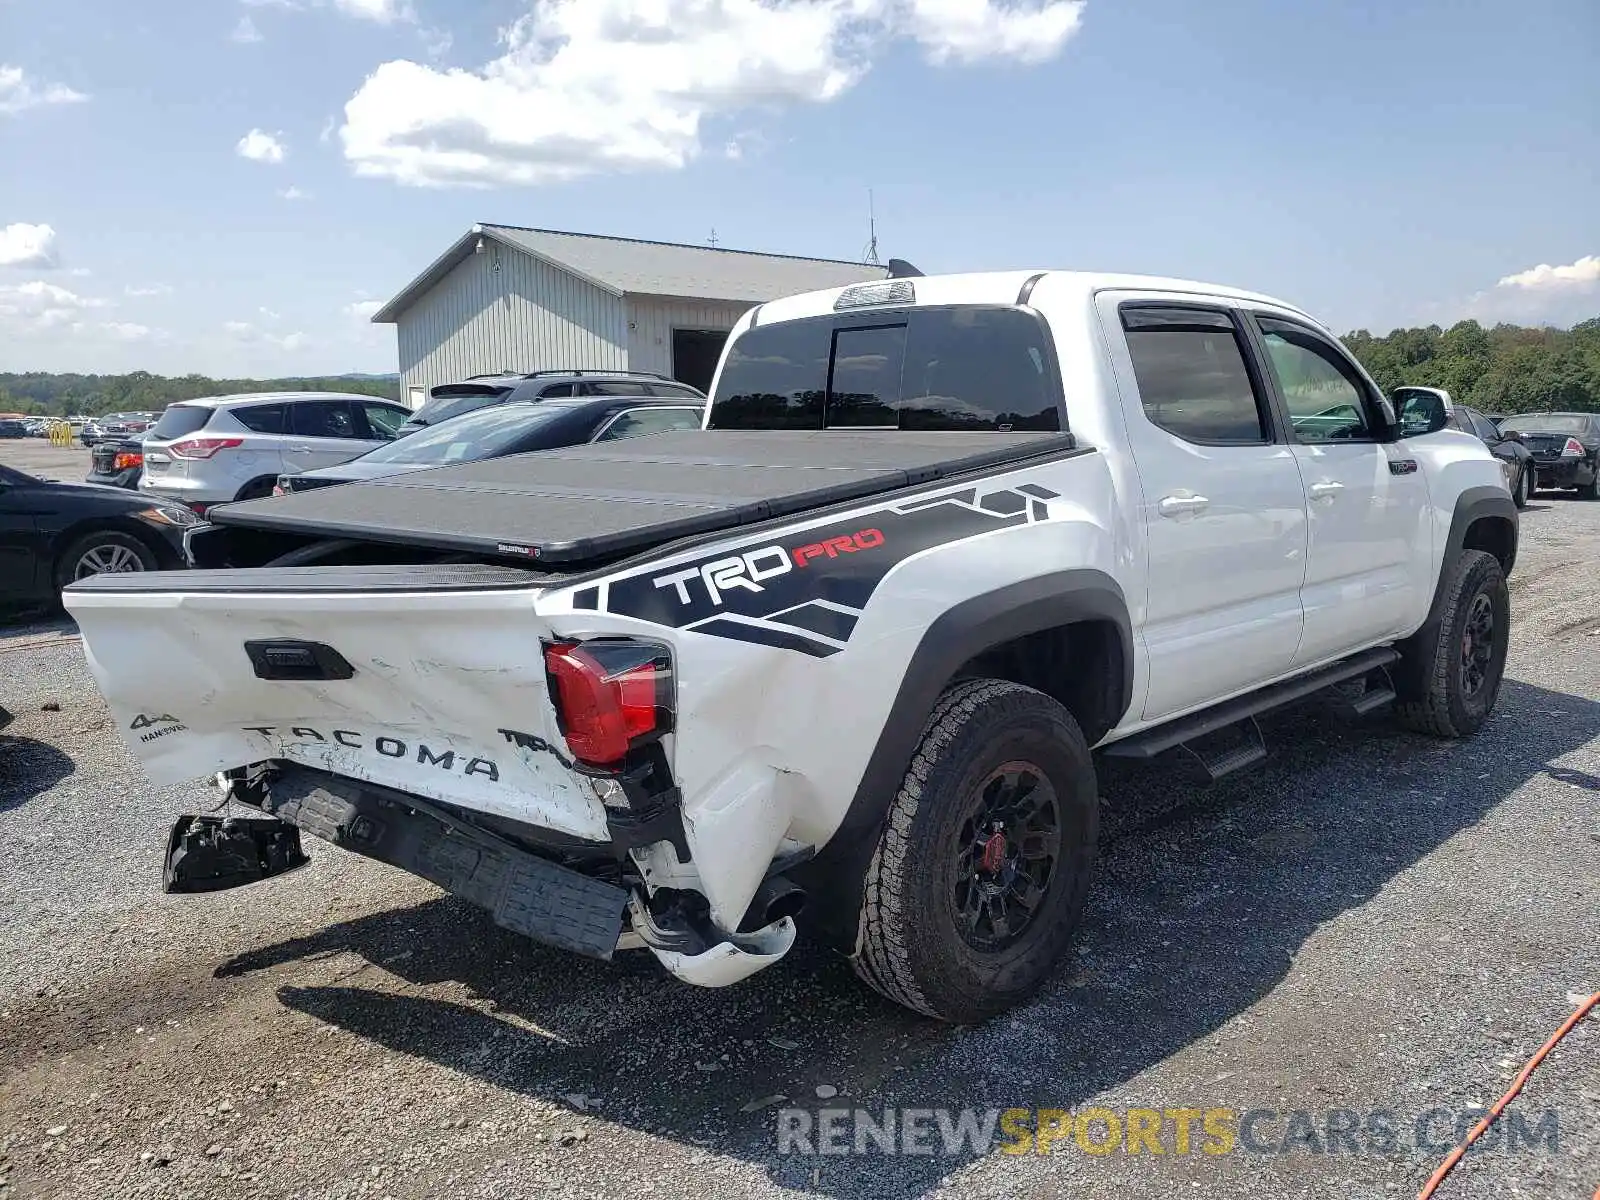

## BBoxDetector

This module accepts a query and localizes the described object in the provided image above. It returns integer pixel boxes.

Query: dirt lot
[1,439,1596,1200]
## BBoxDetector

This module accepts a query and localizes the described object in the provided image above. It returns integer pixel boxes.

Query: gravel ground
[1,471,1596,1200]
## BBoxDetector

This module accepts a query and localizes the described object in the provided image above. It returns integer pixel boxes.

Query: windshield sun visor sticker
[599,482,1057,652]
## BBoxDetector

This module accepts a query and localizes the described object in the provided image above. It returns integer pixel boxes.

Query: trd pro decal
[604,482,1058,657]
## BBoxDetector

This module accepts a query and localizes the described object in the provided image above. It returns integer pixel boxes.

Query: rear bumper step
[264,766,628,960]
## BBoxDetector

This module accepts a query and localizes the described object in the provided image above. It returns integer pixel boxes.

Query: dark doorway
[671,328,729,394]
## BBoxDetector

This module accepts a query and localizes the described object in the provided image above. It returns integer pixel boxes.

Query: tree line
[1342,317,1600,414]
[2,316,1597,419]
[0,371,400,417]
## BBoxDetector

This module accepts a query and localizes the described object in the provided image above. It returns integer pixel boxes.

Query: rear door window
[232,403,287,434]
[585,380,654,397]
[708,306,1061,432]
[1120,307,1270,444]
[291,401,358,439]
[149,405,213,439]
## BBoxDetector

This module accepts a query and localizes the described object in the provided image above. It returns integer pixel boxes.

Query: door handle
[1309,481,1344,501]
[1157,494,1210,518]
[288,445,312,452]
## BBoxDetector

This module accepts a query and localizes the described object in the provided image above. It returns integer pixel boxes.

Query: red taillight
[169,437,244,459]
[543,641,669,767]
[112,451,144,470]
[1561,437,1585,457]
[187,501,212,516]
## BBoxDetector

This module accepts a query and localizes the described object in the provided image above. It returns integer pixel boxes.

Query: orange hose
[1418,991,1599,1199]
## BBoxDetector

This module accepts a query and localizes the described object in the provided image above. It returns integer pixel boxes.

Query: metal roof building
[371,225,889,405]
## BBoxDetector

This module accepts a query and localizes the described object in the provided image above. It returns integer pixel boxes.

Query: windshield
[356,402,569,465]
[407,385,513,428]
[1498,413,1590,435]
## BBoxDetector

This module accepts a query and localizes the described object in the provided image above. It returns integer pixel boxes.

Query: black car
[279,395,706,494]
[0,419,29,439]
[1497,412,1600,500]
[86,432,150,490]
[1394,387,1537,508]
[1448,403,1535,508]
[0,463,201,606]
[398,370,705,434]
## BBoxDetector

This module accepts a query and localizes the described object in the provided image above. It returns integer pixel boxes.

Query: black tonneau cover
[212,430,1076,566]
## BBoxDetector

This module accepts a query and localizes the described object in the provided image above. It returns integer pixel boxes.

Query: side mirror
[1391,387,1451,438]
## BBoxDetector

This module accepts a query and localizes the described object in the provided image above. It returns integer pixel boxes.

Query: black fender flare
[1394,486,1517,695]
[792,568,1133,950]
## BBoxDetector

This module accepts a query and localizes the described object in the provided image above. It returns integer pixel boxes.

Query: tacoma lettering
[240,726,499,781]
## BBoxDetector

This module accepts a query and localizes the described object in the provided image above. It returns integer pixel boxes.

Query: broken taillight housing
[543,640,673,768]
[169,437,244,459]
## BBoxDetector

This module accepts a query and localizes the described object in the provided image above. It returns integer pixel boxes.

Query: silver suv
[139,392,410,513]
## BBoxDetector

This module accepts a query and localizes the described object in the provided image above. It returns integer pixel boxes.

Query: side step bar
[1104,647,1401,763]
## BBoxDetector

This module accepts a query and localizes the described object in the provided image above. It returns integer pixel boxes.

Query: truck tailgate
[64,565,610,842]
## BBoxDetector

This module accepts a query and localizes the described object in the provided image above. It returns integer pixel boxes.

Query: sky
[1,0,1597,377]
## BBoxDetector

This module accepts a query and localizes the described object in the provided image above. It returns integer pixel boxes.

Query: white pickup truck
[66,270,1517,1023]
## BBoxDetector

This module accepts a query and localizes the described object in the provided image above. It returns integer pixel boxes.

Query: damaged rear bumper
[184,764,799,986]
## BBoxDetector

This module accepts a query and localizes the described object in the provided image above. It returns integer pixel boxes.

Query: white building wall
[623,295,754,378]
[395,247,628,401]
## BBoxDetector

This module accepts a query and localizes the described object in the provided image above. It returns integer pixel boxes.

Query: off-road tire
[53,529,158,593]
[852,679,1099,1023]
[1394,549,1509,738]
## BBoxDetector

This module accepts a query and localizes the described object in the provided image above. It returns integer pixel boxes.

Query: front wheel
[53,529,158,592]
[1394,549,1509,738]
[1513,465,1531,508]
[852,679,1099,1023]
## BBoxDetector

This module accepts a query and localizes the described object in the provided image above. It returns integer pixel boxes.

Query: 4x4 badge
[130,713,180,730]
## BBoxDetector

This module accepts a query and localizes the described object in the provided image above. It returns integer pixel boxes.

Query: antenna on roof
[707,227,720,249]
[863,189,880,266]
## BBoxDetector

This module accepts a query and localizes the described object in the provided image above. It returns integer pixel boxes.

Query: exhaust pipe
[740,874,806,932]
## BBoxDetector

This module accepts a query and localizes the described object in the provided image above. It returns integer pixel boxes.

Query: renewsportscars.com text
[775,1106,1560,1158]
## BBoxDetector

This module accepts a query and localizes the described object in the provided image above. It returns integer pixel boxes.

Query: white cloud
[66,267,93,278]
[101,321,153,341]
[231,15,265,43]
[224,319,308,352]
[278,184,312,200]
[339,0,1085,188]
[1496,254,1600,291]
[259,306,281,320]
[0,222,58,269]
[318,115,337,144]
[236,128,287,163]
[345,299,384,319]
[125,283,173,297]
[333,0,414,23]
[0,64,88,116]
[0,280,111,332]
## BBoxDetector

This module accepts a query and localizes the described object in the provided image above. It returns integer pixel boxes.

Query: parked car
[1495,412,1600,500]
[399,370,706,434]
[277,395,707,495]
[86,432,152,490]
[81,412,160,446]
[0,462,200,605]
[0,419,28,439]
[137,392,411,514]
[69,269,1515,1022]
[1395,389,1535,508]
